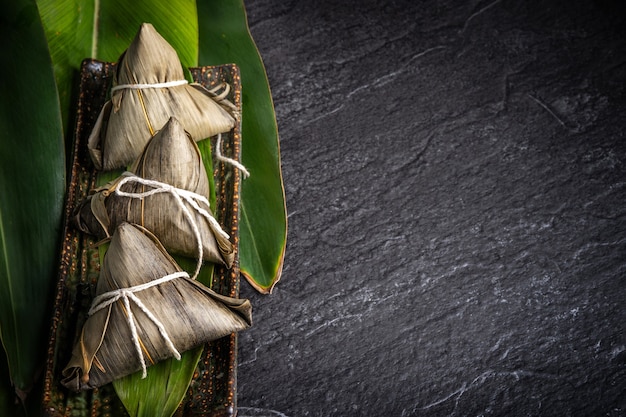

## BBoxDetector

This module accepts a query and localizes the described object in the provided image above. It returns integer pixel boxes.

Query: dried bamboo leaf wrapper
[132,116,210,194]
[75,117,234,267]
[88,23,236,170]
[61,223,252,392]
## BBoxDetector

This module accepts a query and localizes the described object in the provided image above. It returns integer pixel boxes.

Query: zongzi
[88,23,237,170]
[61,222,252,392]
[75,117,234,270]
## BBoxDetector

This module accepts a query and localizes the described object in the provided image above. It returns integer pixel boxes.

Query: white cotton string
[114,174,230,279]
[215,133,250,178]
[111,79,189,93]
[88,271,188,378]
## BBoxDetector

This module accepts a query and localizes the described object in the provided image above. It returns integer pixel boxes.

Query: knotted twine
[110,80,249,177]
[88,271,188,378]
[114,174,230,280]
[86,174,231,379]
[111,80,250,178]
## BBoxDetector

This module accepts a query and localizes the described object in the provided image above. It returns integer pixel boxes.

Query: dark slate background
[234,1,626,416]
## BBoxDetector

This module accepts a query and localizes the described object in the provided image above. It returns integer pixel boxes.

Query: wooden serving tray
[43,59,243,417]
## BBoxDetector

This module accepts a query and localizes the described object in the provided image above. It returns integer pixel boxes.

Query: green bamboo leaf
[113,347,204,417]
[0,0,65,398]
[198,0,287,293]
[37,2,202,415]
[37,0,199,137]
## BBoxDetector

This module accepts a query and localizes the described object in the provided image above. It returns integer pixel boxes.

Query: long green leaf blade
[198,0,286,293]
[36,0,96,136]
[0,0,65,396]
[37,2,201,415]
[113,347,204,417]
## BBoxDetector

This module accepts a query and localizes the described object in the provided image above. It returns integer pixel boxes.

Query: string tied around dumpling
[88,271,188,378]
[110,79,189,93]
[114,174,230,279]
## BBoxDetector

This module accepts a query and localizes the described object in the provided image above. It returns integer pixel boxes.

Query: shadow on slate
[236,0,626,416]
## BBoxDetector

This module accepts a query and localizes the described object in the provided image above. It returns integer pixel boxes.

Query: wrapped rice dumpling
[62,222,252,391]
[74,117,234,268]
[88,23,236,170]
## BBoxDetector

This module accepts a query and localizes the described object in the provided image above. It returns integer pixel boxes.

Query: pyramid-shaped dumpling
[88,23,236,170]
[62,223,251,391]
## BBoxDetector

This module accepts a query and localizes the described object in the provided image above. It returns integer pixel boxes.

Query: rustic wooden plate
[43,59,243,417]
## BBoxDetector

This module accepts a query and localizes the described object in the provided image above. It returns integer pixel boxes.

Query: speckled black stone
[236,1,626,416]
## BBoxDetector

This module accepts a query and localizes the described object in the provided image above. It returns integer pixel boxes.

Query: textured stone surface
[236,1,626,416]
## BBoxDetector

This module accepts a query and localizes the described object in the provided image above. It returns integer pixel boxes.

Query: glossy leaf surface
[198,0,287,293]
[113,347,204,417]
[0,0,65,396]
